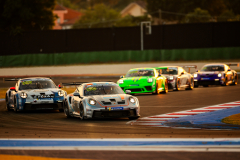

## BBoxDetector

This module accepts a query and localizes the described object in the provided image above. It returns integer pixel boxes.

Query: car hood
[121,76,152,84]
[161,74,178,78]
[197,71,223,75]
[90,94,128,103]
[20,88,60,98]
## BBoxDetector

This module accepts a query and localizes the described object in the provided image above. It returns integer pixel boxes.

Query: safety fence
[0,21,240,56]
[0,47,239,67]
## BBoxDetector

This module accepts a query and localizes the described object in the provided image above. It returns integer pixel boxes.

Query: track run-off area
[0,77,240,160]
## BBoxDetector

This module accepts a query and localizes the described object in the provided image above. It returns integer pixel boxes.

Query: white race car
[5,77,66,112]
[63,82,140,120]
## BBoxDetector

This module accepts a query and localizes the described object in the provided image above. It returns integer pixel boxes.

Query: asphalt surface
[1,62,240,159]
[1,77,240,139]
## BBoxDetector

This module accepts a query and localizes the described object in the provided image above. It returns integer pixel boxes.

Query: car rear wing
[226,63,239,67]
[182,65,197,73]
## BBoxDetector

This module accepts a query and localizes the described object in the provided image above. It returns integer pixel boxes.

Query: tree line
[0,0,239,34]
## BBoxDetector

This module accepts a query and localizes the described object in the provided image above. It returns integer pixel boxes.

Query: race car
[63,82,140,120]
[5,77,66,112]
[193,63,239,87]
[155,66,195,91]
[117,68,168,94]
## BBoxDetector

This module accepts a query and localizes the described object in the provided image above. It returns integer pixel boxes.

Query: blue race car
[5,77,66,112]
[193,63,239,87]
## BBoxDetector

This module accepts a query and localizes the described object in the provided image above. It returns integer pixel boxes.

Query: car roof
[129,67,155,70]
[19,77,51,81]
[203,63,225,66]
[156,66,179,68]
[82,82,116,85]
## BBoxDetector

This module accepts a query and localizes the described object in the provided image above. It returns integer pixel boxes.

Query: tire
[221,77,228,86]
[186,78,194,90]
[128,116,139,120]
[161,80,168,94]
[152,84,159,95]
[232,74,238,85]
[63,99,71,118]
[5,94,11,111]
[174,79,180,91]
[13,96,19,113]
[79,102,85,120]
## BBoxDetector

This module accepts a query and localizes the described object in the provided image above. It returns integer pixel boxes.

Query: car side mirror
[58,84,62,88]
[120,75,125,78]
[181,72,184,75]
[10,87,16,91]
[125,90,131,94]
[158,73,161,77]
[73,92,81,98]
[196,69,199,72]
[228,69,231,71]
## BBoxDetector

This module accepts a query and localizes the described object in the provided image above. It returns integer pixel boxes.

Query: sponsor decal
[109,107,123,111]
[130,84,139,86]
[33,95,54,99]
[201,78,210,80]
[21,81,32,85]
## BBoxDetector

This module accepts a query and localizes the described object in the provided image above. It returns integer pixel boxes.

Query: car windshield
[19,79,56,90]
[159,67,178,75]
[126,69,154,77]
[201,65,224,71]
[84,84,124,96]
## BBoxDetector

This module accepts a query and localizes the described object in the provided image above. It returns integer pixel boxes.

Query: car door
[178,67,188,87]
[225,65,233,82]
[73,85,84,116]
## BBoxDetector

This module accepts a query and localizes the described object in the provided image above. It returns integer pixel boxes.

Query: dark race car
[193,63,239,87]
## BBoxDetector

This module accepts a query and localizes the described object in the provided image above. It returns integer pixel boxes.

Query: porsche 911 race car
[155,66,195,91]
[117,68,168,94]
[63,82,140,120]
[193,63,239,87]
[5,77,66,112]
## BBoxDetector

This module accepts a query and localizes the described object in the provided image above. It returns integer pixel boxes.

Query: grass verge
[222,113,240,125]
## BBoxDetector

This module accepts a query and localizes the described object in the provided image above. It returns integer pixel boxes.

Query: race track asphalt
[0,77,240,160]
[0,77,240,139]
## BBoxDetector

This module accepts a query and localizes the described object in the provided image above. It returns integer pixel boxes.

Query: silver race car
[5,77,66,112]
[155,66,196,91]
[63,82,140,120]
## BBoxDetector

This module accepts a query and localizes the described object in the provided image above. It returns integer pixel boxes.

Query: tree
[224,0,240,15]
[146,0,228,22]
[72,3,148,28]
[0,0,57,34]
[218,10,236,22]
[184,8,211,23]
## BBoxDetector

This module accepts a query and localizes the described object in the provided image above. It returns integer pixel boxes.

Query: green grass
[222,113,240,125]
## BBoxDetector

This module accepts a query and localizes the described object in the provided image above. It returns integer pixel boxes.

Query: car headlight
[89,99,96,105]
[194,73,198,78]
[58,90,64,97]
[148,78,153,83]
[218,73,222,77]
[119,79,124,84]
[20,92,27,98]
[129,97,136,104]
[169,76,174,80]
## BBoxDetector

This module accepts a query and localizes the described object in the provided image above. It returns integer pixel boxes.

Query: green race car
[117,68,168,94]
